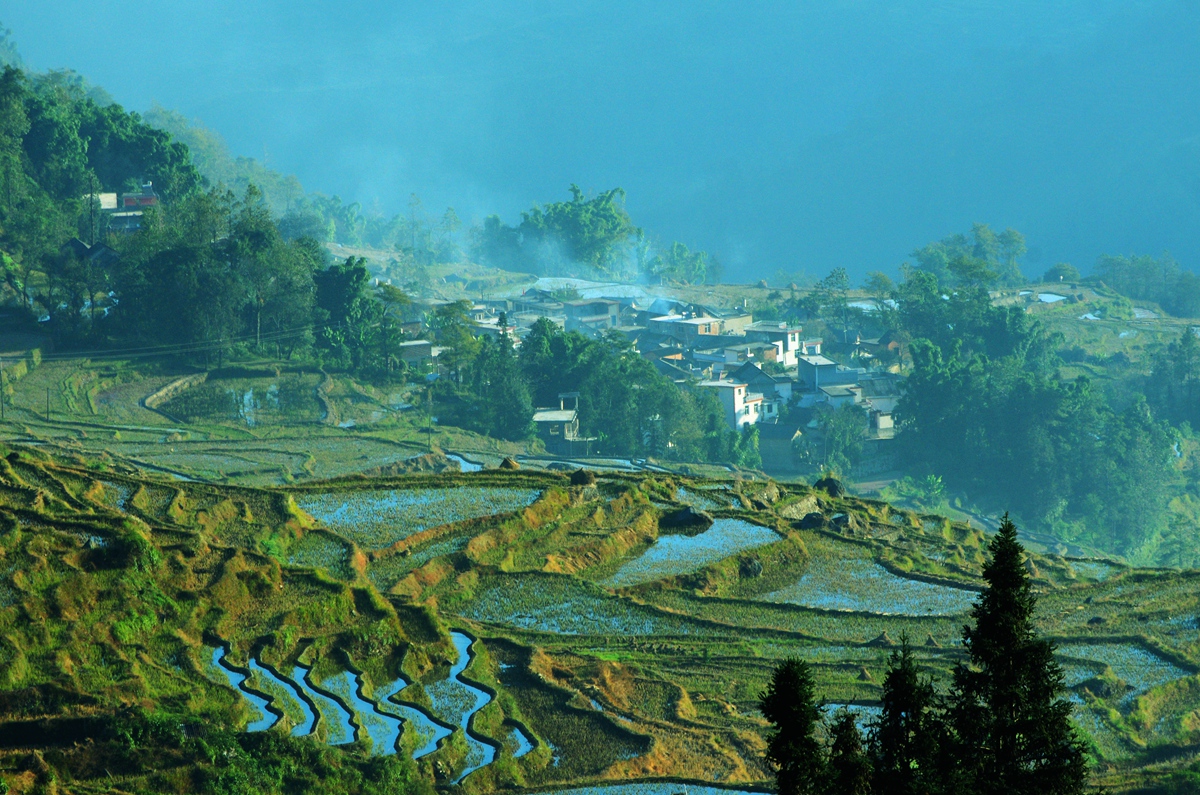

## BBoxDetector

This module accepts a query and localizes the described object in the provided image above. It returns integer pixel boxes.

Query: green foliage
[948,517,1087,795]
[466,333,533,440]
[644,240,720,285]
[511,318,732,460]
[1043,262,1081,283]
[1149,328,1200,428]
[894,266,1175,559]
[0,22,23,70]
[808,404,865,476]
[1092,253,1200,318]
[910,223,1026,288]
[472,184,641,276]
[828,710,872,795]
[760,657,825,795]
[733,425,762,470]
[870,639,942,795]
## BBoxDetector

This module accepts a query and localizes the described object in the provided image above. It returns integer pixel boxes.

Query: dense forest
[889,267,1177,561]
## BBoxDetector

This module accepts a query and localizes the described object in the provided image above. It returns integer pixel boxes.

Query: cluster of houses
[400,287,902,476]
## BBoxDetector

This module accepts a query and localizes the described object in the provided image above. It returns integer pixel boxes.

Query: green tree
[827,711,872,795]
[468,333,533,440]
[733,424,762,470]
[427,300,481,378]
[815,267,851,335]
[315,256,381,369]
[646,240,712,284]
[862,271,894,306]
[760,658,825,795]
[815,404,865,476]
[519,185,640,275]
[870,638,943,795]
[1042,263,1080,283]
[948,516,1087,795]
[996,228,1027,286]
[911,224,1025,289]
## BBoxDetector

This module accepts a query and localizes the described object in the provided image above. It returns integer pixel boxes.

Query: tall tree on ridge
[948,515,1087,795]
[760,658,825,795]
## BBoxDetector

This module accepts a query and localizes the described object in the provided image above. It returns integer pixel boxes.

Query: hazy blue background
[6,1,1199,280]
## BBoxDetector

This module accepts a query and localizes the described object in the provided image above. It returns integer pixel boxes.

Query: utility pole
[45,387,50,421]
[0,360,5,421]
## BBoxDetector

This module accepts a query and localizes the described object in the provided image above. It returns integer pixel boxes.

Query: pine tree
[948,514,1087,795]
[828,710,872,795]
[870,637,943,795]
[760,658,825,795]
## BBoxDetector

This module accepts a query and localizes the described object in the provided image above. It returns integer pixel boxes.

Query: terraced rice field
[288,532,355,579]
[1059,643,1191,698]
[760,535,978,615]
[297,486,541,549]
[459,574,718,636]
[605,519,781,587]
[762,556,978,615]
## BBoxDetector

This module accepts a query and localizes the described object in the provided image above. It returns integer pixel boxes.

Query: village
[390,282,904,478]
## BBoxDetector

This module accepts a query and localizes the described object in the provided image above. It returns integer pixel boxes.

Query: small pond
[605,519,782,587]
[507,724,536,758]
[447,453,484,472]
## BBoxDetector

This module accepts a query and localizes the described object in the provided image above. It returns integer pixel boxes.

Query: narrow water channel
[436,631,497,784]
[248,659,316,736]
[292,664,356,745]
[375,675,453,758]
[211,647,277,732]
[322,670,404,755]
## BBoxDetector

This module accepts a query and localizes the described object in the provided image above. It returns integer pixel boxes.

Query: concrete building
[563,299,620,333]
[533,392,583,454]
[797,354,840,391]
[699,380,764,429]
[745,321,805,367]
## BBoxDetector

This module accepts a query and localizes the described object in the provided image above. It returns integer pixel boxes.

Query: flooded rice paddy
[460,574,718,636]
[605,519,781,587]
[763,555,977,616]
[297,486,541,549]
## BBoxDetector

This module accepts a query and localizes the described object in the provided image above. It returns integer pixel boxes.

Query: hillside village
[385,283,903,476]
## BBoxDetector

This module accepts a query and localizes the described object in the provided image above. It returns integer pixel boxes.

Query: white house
[699,380,765,429]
